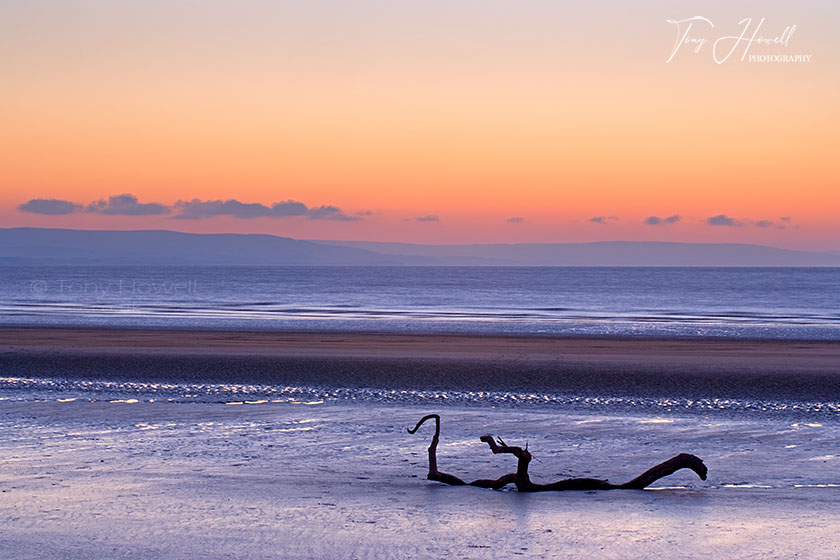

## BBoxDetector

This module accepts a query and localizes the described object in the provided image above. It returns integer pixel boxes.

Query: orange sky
[1,2,838,249]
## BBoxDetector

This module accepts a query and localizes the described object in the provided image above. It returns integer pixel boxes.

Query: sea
[1,265,839,339]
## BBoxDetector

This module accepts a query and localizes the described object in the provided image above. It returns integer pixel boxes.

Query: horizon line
[2,225,838,253]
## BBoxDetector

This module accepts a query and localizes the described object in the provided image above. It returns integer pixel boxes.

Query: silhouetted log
[618,453,708,489]
[408,414,467,485]
[480,435,707,492]
[408,415,517,488]
[467,472,517,490]
[408,415,708,492]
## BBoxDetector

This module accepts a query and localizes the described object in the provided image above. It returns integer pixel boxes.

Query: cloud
[173,198,309,219]
[355,210,374,216]
[644,215,680,225]
[706,214,743,227]
[18,198,83,215]
[506,217,524,223]
[306,205,358,221]
[416,215,440,222]
[18,194,361,221]
[274,201,310,217]
[779,216,791,222]
[87,194,170,215]
[173,199,270,219]
[174,199,357,220]
[589,216,619,224]
[756,218,792,230]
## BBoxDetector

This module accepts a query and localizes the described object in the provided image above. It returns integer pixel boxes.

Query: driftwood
[407,414,516,489]
[408,414,708,491]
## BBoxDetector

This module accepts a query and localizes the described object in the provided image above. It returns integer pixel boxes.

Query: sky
[1,1,838,249]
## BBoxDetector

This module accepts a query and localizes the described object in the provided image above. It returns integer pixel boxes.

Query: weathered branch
[618,453,708,489]
[479,434,707,491]
[408,414,708,493]
[408,415,516,488]
[407,414,467,485]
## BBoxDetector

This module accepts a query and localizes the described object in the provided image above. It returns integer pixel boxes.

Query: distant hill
[1,228,838,266]
[0,228,396,266]
[311,240,840,267]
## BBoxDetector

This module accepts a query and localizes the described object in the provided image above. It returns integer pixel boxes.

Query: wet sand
[1,328,839,400]
[1,400,838,560]
[2,329,839,558]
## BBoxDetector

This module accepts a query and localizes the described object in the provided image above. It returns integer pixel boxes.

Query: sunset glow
[2,1,837,249]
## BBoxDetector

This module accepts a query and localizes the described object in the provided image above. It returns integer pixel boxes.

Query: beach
[3,328,840,401]
[1,399,838,559]
[1,327,839,558]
